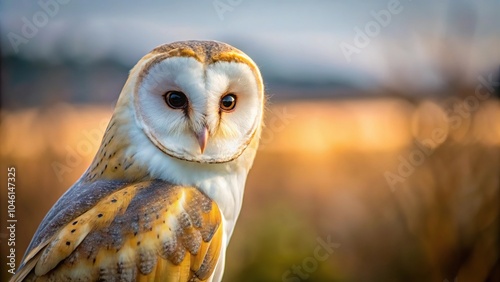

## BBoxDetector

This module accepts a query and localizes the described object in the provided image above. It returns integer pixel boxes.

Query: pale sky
[1,0,499,88]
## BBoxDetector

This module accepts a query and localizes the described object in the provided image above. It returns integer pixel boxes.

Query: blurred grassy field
[1,98,499,281]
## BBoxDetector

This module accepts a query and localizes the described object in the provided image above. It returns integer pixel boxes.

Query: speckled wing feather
[11,180,223,282]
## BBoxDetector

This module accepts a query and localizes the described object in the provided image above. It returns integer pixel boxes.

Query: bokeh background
[1,1,500,281]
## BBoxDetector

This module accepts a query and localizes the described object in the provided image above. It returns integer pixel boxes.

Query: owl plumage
[11,40,264,282]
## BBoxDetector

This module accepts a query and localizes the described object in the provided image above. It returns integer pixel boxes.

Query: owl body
[12,41,264,282]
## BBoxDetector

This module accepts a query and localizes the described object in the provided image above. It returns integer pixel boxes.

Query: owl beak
[196,127,209,154]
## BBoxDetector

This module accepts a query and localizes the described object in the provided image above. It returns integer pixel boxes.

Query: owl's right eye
[164,91,188,109]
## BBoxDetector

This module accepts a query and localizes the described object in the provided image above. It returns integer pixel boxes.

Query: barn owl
[11,40,264,282]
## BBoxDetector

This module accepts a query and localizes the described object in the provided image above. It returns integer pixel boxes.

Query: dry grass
[1,98,499,281]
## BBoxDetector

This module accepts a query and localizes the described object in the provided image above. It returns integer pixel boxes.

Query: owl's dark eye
[164,91,188,109]
[220,94,237,112]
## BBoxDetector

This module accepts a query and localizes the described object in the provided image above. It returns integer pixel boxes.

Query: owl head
[116,40,264,165]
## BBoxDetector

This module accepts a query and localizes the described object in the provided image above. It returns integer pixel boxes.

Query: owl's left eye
[164,91,188,109]
[220,94,237,112]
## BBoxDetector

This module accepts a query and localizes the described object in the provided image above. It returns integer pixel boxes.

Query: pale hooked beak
[196,127,209,154]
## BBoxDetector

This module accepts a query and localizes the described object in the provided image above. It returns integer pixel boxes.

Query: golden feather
[11,181,222,281]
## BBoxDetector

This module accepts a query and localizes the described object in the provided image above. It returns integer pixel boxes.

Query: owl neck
[83,114,150,183]
[83,107,259,186]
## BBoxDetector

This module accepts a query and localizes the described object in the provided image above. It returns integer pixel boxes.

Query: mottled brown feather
[11,180,222,282]
[137,40,263,97]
